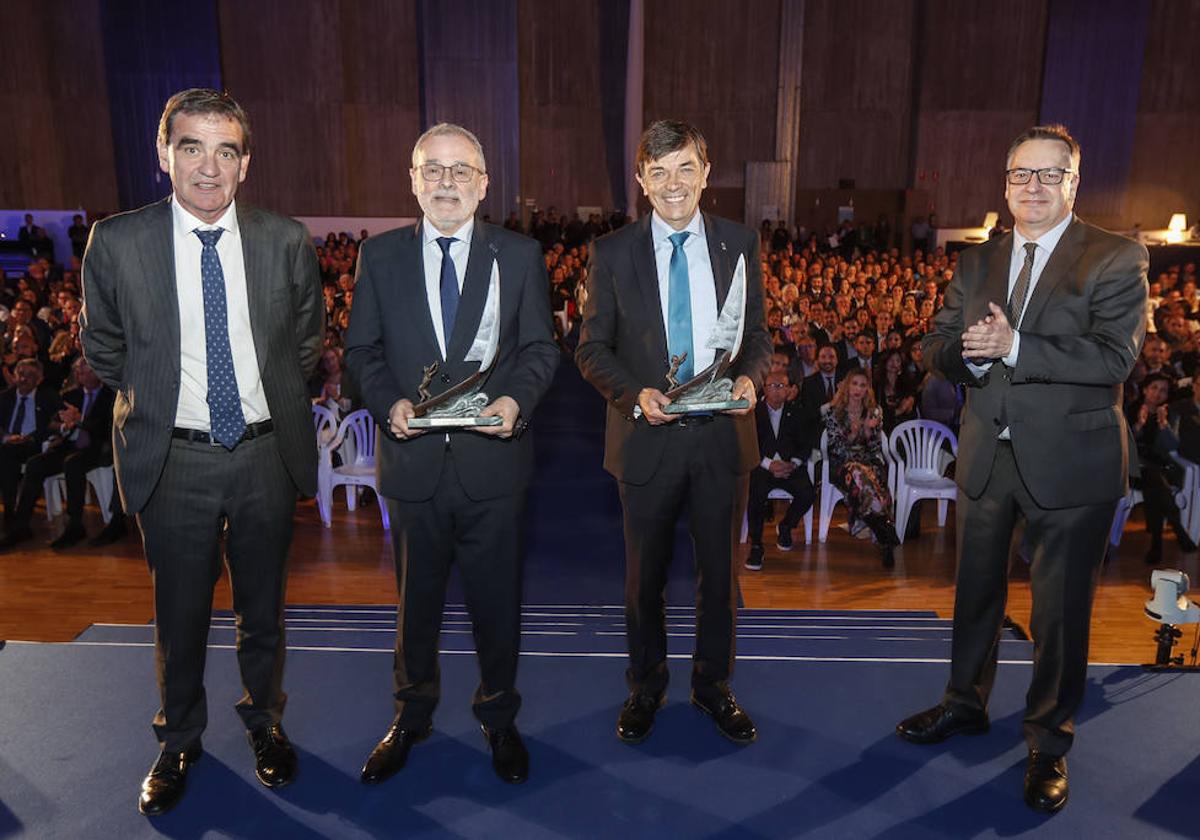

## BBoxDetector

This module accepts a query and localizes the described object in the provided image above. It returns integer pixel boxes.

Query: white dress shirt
[650,211,718,375]
[421,217,474,360]
[171,198,268,430]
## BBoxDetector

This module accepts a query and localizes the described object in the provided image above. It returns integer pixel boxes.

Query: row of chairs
[742,419,959,548]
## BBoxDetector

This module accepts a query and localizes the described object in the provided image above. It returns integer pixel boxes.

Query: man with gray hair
[346,122,558,785]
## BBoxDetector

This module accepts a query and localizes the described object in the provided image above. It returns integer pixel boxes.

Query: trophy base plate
[408,415,503,429]
[663,399,750,414]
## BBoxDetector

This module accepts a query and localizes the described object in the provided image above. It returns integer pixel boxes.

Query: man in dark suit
[576,120,771,746]
[745,370,815,570]
[345,123,558,786]
[800,345,842,414]
[837,333,876,380]
[0,359,61,530]
[0,356,114,549]
[81,89,323,816]
[897,125,1148,814]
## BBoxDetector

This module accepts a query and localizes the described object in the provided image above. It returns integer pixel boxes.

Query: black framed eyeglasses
[1005,167,1075,185]
[416,162,484,183]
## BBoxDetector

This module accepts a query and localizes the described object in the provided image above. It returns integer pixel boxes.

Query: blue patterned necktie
[667,231,693,381]
[195,228,246,449]
[436,236,459,352]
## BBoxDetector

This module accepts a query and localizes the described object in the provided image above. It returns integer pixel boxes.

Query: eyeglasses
[1005,167,1075,186]
[765,383,790,390]
[416,162,484,183]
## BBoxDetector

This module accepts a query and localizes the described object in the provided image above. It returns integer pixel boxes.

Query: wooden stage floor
[2,496,1194,668]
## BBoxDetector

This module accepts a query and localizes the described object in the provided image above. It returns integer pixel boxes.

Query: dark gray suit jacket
[575,213,772,484]
[923,217,1148,509]
[79,198,324,513]
[343,221,559,503]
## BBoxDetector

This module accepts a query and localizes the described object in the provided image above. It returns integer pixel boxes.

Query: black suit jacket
[923,218,1147,508]
[0,385,60,443]
[344,221,559,502]
[576,213,772,484]
[80,197,325,513]
[754,400,808,463]
[51,386,116,460]
[837,356,873,380]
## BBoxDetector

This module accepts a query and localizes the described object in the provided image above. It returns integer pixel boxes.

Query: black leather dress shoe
[49,522,87,550]
[616,691,665,743]
[138,743,202,816]
[1024,751,1068,813]
[360,721,432,784]
[895,703,989,744]
[483,725,529,784]
[88,517,129,547]
[248,723,297,788]
[690,691,757,744]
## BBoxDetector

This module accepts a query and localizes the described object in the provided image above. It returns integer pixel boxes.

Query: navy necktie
[436,237,459,352]
[667,231,693,381]
[195,228,246,449]
[10,394,27,435]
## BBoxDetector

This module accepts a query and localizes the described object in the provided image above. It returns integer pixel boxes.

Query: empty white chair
[318,408,389,530]
[889,420,958,545]
[1170,452,1200,543]
[312,403,338,525]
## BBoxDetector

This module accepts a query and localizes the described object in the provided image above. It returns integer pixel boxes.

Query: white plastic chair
[889,420,958,545]
[1110,487,1144,547]
[317,408,389,530]
[312,403,338,525]
[817,430,845,543]
[1170,452,1200,542]
[43,465,115,524]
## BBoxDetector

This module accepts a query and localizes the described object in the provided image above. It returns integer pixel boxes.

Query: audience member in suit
[833,316,861,363]
[800,345,842,416]
[577,120,771,748]
[345,123,558,787]
[837,333,876,380]
[1128,372,1196,564]
[0,356,115,549]
[0,359,61,531]
[1165,375,1200,464]
[81,89,324,816]
[789,335,818,385]
[745,370,815,571]
[898,125,1149,814]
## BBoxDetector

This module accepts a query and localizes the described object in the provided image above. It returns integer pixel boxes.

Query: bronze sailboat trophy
[408,260,503,428]
[662,253,750,414]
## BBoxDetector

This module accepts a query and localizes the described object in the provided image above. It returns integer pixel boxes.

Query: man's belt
[172,419,274,446]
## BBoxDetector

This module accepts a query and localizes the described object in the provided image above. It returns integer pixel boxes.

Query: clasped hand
[961,302,1014,361]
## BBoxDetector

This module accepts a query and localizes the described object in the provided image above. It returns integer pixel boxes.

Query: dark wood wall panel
[797,0,915,191]
[218,0,422,217]
[912,0,1045,226]
[518,0,613,215]
[0,1,118,211]
[1126,0,1200,232]
[642,0,780,188]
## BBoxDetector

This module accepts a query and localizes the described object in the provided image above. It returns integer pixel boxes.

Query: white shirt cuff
[1002,330,1021,367]
[760,457,773,471]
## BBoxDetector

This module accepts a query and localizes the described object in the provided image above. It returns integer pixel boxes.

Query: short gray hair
[411,123,487,172]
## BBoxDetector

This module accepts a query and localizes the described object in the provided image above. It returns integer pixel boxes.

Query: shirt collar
[171,196,239,240]
[422,216,475,248]
[1014,212,1072,256]
[650,210,704,247]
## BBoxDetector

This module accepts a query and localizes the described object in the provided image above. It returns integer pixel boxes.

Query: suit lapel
[631,216,669,360]
[238,206,272,372]
[139,199,181,369]
[1019,218,1086,329]
[447,221,494,363]
[703,213,733,309]
[982,233,1012,322]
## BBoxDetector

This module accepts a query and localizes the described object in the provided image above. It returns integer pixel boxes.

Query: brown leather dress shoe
[248,723,297,788]
[360,720,432,784]
[1024,750,1068,813]
[138,743,202,816]
[895,703,989,744]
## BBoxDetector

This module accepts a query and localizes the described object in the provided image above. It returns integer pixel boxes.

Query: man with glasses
[345,123,558,786]
[897,125,1148,813]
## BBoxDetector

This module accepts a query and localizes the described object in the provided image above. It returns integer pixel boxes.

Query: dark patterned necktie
[436,236,459,349]
[1008,242,1037,325]
[195,228,246,449]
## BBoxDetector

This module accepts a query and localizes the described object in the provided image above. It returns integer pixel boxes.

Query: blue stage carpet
[0,606,1194,839]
